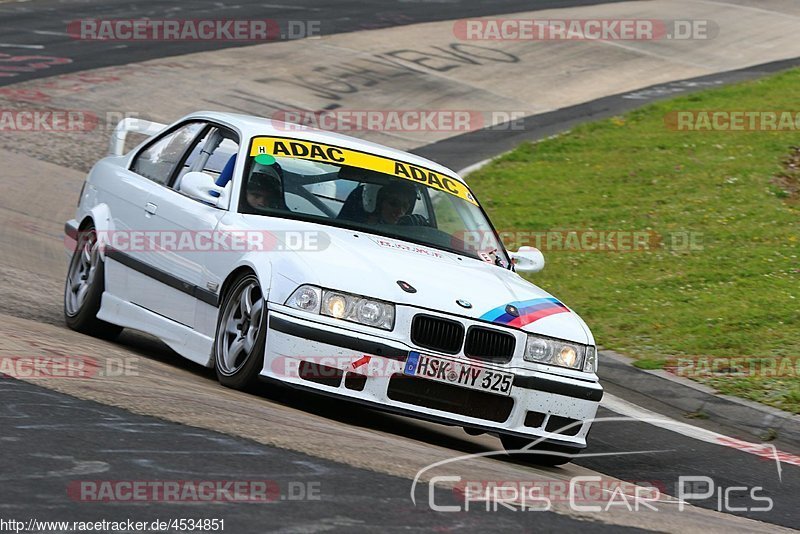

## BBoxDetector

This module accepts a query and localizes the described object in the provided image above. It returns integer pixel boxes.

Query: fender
[72,203,114,261]
[195,257,273,354]
[218,256,273,305]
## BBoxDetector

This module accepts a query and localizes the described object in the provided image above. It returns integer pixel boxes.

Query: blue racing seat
[216,154,237,187]
[210,154,236,198]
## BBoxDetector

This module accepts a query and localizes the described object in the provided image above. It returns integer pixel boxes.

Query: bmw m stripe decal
[480,298,569,327]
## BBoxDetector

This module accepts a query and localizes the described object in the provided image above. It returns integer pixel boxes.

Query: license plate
[403,351,513,396]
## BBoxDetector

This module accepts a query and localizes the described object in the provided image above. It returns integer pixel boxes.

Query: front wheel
[64,224,123,340]
[214,272,267,390]
[500,435,579,466]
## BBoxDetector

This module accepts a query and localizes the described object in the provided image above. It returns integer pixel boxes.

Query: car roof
[184,110,465,185]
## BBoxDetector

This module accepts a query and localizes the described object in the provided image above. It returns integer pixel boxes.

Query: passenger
[244,165,283,211]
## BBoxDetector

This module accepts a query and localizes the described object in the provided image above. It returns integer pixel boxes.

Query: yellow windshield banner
[250,136,477,205]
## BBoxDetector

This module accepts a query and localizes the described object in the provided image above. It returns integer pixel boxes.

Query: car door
[113,120,209,326]
[135,125,240,329]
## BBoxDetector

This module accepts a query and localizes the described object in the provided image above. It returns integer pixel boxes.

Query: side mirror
[510,246,545,273]
[180,171,224,207]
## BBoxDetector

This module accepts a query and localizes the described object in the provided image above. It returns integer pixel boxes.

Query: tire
[500,435,578,467]
[214,272,267,390]
[64,224,123,340]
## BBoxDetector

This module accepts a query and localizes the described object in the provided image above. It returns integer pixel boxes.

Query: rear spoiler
[108,117,167,156]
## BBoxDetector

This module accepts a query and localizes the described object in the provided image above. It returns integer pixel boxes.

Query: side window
[177,130,239,185]
[204,139,239,177]
[131,122,204,185]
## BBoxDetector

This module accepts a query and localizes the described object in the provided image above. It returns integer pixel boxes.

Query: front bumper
[263,309,602,448]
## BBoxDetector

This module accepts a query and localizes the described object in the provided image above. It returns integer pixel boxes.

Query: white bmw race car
[64,111,602,464]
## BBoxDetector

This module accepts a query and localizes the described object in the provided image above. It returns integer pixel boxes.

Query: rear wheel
[63,224,123,340]
[500,435,578,466]
[214,272,267,390]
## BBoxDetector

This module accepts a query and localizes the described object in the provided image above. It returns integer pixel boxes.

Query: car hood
[244,217,592,345]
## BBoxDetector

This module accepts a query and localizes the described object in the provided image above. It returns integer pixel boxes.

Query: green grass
[469,68,800,413]
[632,358,667,370]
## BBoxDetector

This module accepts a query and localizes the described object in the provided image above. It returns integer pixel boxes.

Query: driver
[245,164,284,210]
[369,181,417,225]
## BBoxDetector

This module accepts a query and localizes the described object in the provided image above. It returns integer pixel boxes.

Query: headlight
[523,334,587,370]
[286,285,395,330]
[323,292,349,319]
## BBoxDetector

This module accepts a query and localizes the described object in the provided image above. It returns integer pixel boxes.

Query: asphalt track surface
[1,0,799,532]
[3,361,799,530]
[1,379,649,533]
[0,0,626,86]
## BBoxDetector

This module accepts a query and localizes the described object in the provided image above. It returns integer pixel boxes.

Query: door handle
[145,202,158,215]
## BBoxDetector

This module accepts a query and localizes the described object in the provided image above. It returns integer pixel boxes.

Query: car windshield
[239,136,510,267]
